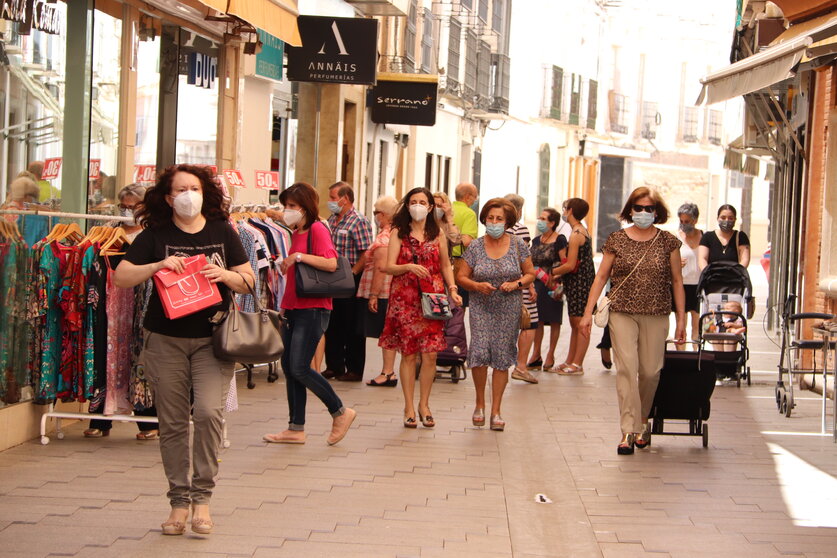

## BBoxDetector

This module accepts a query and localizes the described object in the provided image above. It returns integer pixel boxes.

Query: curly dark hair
[392,187,440,241]
[135,164,229,229]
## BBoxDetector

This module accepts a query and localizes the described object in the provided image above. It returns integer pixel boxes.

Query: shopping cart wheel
[736,375,741,388]
[702,424,709,448]
[746,367,751,386]
[451,365,461,383]
[775,384,784,412]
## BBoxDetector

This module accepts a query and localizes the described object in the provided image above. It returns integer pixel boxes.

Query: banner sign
[223,169,245,189]
[371,74,438,126]
[88,159,101,180]
[134,164,157,184]
[187,52,217,89]
[41,157,61,180]
[286,16,378,85]
[254,170,279,190]
[2,0,61,35]
[255,29,284,82]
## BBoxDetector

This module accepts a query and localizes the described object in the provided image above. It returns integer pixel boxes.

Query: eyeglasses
[632,204,656,213]
[118,204,137,211]
[373,210,382,215]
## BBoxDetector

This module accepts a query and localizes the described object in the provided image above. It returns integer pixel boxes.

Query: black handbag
[211,273,284,364]
[295,221,356,298]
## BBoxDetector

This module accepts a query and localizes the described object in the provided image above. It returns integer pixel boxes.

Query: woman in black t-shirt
[698,204,750,270]
[114,165,255,536]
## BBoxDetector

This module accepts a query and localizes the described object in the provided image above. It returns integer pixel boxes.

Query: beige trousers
[143,331,233,509]
[608,312,669,434]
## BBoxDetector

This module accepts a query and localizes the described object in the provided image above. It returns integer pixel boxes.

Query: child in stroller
[705,301,746,352]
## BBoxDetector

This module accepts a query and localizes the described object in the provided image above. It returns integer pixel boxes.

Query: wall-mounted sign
[286,16,378,85]
[31,0,60,35]
[255,29,283,82]
[371,73,438,126]
[41,157,61,180]
[254,170,279,190]
[223,169,245,189]
[1,0,26,24]
[88,159,101,180]
[134,164,157,184]
[187,52,217,89]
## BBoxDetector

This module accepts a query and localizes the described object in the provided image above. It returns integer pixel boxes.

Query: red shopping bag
[153,254,222,319]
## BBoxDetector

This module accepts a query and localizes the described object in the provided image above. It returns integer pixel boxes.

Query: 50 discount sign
[254,170,279,190]
[223,169,245,189]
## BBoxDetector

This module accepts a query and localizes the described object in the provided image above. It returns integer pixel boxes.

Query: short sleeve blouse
[602,228,681,315]
[281,221,339,311]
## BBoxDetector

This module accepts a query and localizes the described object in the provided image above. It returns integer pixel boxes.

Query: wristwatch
[296,253,303,263]
[518,280,523,289]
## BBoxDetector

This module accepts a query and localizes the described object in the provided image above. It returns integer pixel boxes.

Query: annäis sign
[2,0,61,35]
[286,16,378,85]
[371,73,438,126]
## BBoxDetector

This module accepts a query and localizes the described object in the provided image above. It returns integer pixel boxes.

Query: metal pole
[313,83,322,188]
[1,67,9,202]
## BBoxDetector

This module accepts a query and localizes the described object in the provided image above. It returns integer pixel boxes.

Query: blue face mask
[632,211,655,229]
[536,220,549,234]
[485,223,506,239]
[327,200,341,214]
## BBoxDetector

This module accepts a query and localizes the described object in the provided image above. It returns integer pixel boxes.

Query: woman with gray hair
[358,195,400,386]
[677,202,703,343]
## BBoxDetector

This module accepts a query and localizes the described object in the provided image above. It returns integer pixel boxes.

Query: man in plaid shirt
[323,182,373,382]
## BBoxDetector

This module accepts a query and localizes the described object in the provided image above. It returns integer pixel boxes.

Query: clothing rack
[39,402,230,447]
[0,208,133,223]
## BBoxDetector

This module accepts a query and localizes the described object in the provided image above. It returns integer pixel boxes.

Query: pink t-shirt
[281,221,339,311]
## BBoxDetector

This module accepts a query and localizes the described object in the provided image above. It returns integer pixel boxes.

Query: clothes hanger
[100,227,128,254]
[55,222,83,243]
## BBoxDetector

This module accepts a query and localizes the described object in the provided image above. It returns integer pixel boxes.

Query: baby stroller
[435,305,468,383]
[696,261,753,387]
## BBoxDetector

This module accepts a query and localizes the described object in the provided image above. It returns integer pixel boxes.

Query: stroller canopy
[696,261,752,296]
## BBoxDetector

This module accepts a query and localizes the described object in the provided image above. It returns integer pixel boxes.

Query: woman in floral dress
[456,198,536,431]
[379,187,462,429]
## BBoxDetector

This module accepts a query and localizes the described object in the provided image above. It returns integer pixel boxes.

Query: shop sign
[1,0,26,24]
[371,76,438,126]
[134,164,157,184]
[187,52,217,89]
[286,16,378,85]
[41,157,61,180]
[206,164,218,175]
[254,170,279,190]
[255,29,283,82]
[223,169,246,189]
[88,159,101,180]
[31,0,60,35]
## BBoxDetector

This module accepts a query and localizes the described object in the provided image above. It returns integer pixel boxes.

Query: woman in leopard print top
[579,187,686,456]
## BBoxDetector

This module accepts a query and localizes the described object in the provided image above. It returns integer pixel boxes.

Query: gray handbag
[211,273,284,364]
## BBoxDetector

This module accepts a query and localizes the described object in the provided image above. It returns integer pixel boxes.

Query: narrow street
[1,270,836,557]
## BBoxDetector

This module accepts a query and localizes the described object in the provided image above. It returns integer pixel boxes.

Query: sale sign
[223,169,245,189]
[88,159,101,180]
[42,157,62,180]
[254,170,279,190]
[134,164,157,184]
[206,165,218,175]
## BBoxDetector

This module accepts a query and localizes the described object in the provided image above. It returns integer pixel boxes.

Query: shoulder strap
[609,229,661,298]
[306,221,322,255]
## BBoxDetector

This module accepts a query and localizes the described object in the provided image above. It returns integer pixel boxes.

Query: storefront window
[88,9,123,213]
[176,31,218,166]
[135,27,160,181]
[0,8,68,208]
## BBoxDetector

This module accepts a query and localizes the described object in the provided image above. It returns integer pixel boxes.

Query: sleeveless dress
[379,235,447,355]
[563,233,595,317]
[464,236,529,369]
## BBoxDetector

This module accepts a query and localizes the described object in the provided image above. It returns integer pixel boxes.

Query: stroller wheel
[746,367,751,386]
[702,424,709,448]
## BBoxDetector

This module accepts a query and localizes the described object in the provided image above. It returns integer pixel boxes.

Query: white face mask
[172,190,203,219]
[409,204,429,222]
[283,208,303,228]
[119,207,137,227]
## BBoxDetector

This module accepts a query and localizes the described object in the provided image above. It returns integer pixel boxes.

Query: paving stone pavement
[2,280,837,557]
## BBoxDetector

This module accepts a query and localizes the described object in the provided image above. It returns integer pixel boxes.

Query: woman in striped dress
[504,194,539,384]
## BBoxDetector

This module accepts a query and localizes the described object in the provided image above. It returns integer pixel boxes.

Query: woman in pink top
[262,183,356,446]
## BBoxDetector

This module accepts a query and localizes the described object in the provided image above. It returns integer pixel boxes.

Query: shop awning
[196,0,302,46]
[696,36,812,105]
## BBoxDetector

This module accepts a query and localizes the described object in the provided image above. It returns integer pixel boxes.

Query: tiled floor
[2,276,837,556]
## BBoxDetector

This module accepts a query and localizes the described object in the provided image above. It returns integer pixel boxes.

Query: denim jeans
[282,308,344,430]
